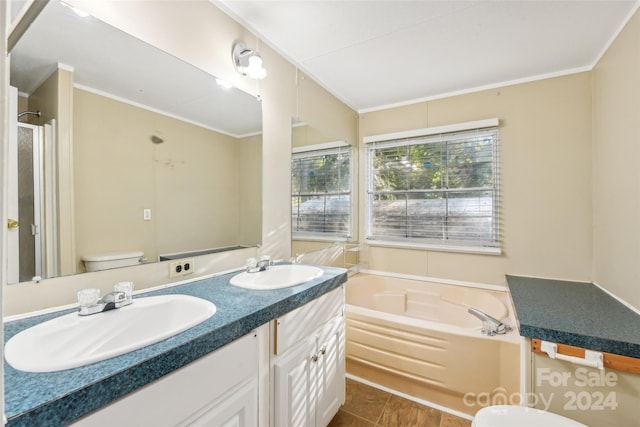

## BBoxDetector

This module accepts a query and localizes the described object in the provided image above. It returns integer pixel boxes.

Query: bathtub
[345,273,520,416]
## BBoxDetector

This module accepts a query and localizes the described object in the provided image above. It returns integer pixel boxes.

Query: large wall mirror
[7,0,262,284]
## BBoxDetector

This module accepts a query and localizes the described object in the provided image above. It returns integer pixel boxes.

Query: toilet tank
[81,251,144,272]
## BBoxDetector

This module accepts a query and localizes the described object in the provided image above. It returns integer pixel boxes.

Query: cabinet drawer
[275,286,344,355]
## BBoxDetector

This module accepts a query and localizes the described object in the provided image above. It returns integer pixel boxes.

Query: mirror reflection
[291,120,357,269]
[8,0,262,284]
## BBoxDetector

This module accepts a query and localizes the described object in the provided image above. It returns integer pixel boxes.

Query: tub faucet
[467,307,512,336]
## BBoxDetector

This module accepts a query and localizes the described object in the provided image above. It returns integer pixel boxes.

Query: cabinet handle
[311,345,327,363]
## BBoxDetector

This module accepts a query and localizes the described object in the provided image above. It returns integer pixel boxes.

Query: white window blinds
[366,125,499,248]
[292,145,352,238]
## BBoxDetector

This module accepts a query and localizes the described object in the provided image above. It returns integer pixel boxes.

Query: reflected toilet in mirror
[81,251,145,272]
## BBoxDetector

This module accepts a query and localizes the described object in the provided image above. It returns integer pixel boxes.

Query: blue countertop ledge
[4,265,348,427]
[506,275,640,359]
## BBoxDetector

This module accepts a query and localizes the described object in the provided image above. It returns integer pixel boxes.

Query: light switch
[143,209,152,221]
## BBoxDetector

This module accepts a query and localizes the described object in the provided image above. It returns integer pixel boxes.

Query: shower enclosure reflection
[8,114,52,283]
[15,123,42,282]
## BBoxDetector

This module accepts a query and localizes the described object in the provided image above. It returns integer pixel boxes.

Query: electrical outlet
[169,258,195,278]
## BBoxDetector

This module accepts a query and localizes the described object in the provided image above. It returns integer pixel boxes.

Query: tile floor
[328,378,472,427]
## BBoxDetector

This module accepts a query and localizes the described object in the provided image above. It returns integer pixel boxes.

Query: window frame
[364,119,500,253]
[291,142,353,241]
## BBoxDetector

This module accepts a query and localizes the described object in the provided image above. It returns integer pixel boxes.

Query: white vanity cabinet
[73,325,268,427]
[272,286,345,427]
[68,286,345,427]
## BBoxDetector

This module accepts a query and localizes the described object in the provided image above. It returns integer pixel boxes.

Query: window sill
[365,239,502,256]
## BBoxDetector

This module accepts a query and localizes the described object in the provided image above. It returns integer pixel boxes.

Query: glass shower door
[15,123,44,282]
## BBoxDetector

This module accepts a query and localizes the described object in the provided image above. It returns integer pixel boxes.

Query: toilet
[81,251,144,272]
[473,405,587,427]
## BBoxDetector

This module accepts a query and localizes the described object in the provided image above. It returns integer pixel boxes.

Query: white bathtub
[345,273,520,416]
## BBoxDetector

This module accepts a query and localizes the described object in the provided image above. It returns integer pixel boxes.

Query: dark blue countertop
[506,275,640,358]
[4,265,347,427]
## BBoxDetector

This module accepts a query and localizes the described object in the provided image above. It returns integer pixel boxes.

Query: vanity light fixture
[232,42,267,80]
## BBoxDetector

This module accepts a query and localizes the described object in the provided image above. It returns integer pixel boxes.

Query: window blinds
[366,126,499,248]
[292,145,351,237]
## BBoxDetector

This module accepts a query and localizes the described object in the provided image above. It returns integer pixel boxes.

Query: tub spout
[467,307,512,336]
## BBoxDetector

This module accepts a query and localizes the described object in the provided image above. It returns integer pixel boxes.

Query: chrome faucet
[79,291,132,316]
[245,256,273,273]
[467,307,512,336]
[78,283,134,316]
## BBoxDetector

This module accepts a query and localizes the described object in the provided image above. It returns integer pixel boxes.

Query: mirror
[291,120,358,269]
[7,0,262,284]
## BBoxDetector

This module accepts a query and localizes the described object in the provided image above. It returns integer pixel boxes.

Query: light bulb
[247,55,267,79]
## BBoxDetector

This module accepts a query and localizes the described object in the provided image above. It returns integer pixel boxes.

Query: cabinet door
[315,317,345,427]
[179,377,258,427]
[72,330,262,427]
[275,286,344,355]
[274,335,317,427]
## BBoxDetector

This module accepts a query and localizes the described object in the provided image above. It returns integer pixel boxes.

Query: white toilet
[473,405,588,427]
[81,251,144,272]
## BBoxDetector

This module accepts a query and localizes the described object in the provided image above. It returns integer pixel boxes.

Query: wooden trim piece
[532,338,640,374]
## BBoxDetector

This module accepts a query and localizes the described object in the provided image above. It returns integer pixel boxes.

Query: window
[366,122,499,249]
[292,145,351,239]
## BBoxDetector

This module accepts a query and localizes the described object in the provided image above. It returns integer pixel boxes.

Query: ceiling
[216,0,639,112]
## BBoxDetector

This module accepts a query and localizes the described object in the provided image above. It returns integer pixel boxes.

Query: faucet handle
[78,288,100,308]
[245,257,258,271]
[481,321,496,336]
[499,318,513,333]
[114,281,134,301]
[246,257,257,267]
[260,255,273,266]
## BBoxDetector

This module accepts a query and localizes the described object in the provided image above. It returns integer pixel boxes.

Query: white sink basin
[4,294,216,373]
[230,265,323,290]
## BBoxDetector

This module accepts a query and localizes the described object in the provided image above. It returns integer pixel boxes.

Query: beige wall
[359,73,593,286]
[73,89,257,268]
[296,72,358,146]
[292,123,340,148]
[593,11,640,309]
